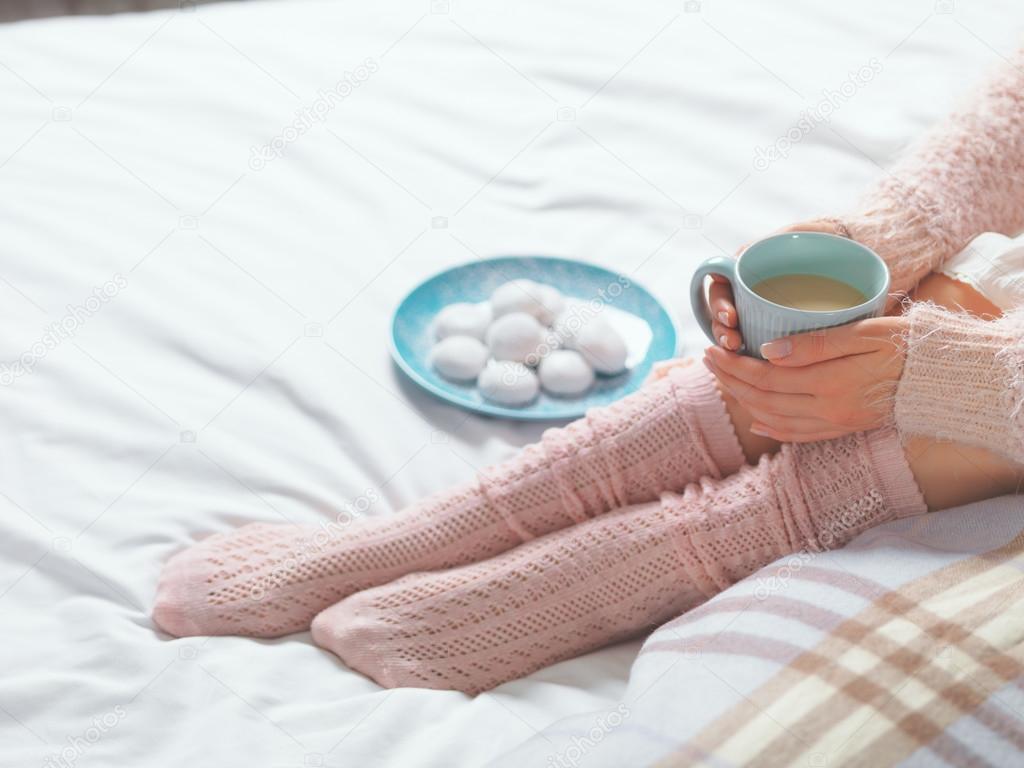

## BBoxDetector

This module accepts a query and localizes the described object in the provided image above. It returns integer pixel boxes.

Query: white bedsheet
[0,1,1019,765]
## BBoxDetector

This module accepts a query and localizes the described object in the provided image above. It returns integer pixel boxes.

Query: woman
[152,48,1024,694]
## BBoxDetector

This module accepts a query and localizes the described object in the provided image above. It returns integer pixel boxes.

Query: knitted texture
[841,47,1024,297]
[896,302,1024,464]
[483,360,745,539]
[153,364,745,638]
[311,427,925,694]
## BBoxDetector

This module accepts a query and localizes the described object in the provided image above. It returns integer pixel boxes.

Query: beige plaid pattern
[657,531,1024,767]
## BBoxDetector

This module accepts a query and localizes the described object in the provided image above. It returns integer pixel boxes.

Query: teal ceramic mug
[689,232,890,359]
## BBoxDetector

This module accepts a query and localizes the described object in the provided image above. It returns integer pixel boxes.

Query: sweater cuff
[863,427,928,519]
[668,363,747,479]
[842,201,952,300]
[895,303,1024,464]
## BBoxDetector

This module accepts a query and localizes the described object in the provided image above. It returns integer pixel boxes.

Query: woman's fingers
[708,276,736,328]
[748,421,852,443]
[759,320,890,366]
[775,219,845,236]
[705,355,849,440]
[707,276,743,350]
[750,413,846,435]
[703,355,817,416]
[704,345,814,394]
[711,320,743,351]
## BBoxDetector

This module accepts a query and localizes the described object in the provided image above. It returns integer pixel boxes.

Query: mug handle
[689,255,737,344]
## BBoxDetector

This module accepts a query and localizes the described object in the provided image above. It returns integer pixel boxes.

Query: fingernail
[750,425,769,437]
[718,335,731,349]
[760,339,792,359]
[718,311,730,326]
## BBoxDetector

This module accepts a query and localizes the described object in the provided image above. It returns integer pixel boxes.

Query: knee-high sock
[311,427,925,694]
[153,364,744,638]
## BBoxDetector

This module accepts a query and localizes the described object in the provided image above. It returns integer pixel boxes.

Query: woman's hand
[702,315,908,442]
[709,218,849,352]
[708,274,742,351]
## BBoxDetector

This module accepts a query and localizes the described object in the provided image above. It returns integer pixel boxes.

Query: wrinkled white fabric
[940,231,1024,311]
[0,0,1019,766]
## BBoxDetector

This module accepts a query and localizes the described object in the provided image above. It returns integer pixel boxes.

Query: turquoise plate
[390,256,679,421]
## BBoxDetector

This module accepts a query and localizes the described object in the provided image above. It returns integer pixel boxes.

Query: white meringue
[429,335,489,381]
[550,307,584,347]
[485,311,545,364]
[572,318,628,375]
[490,280,564,325]
[477,360,539,406]
[538,350,595,396]
[428,281,633,407]
[434,302,492,341]
[536,284,566,325]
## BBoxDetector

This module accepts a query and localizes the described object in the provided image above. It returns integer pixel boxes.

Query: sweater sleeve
[895,303,1024,464]
[841,47,1024,298]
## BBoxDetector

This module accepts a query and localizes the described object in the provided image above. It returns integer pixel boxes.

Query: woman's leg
[310,273,1021,694]
[312,426,925,694]
[904,435,1022,511]
[155,270,1018,642]
[312,425,1022,695]
[153,363,749,638]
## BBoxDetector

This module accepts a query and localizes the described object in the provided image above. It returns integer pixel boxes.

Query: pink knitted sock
[311,427,925,694]
[153,364,744,638]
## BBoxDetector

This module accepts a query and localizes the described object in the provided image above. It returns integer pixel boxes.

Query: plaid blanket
[495,494,1024,767]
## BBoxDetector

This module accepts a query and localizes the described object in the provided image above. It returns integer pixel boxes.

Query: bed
[1,1,1020,765]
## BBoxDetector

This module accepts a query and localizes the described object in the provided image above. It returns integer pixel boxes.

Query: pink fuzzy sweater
[839,48,1024,464]
[842,48,1024,298]
[896,303,1024,463]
